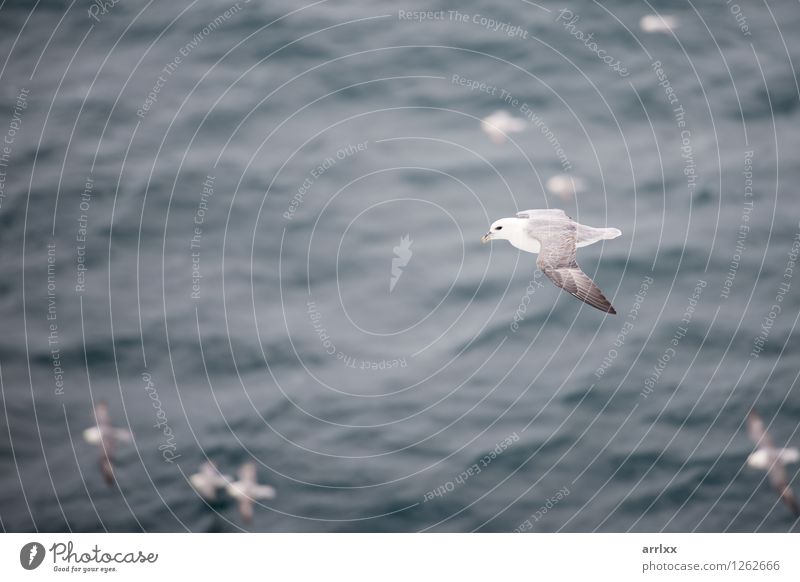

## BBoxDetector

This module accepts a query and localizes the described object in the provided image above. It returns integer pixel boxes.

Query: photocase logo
[390,234,413,293]
[20,542,45,570]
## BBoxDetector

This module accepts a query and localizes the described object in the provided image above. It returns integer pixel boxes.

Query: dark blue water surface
[1,0,800,532]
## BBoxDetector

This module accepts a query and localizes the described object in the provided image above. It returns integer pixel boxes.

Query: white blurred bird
[190,461,232,501]
[481,110,527,144]
[83,401,132,486]
[746,410,800,516]
[226,461,276,523]
[546,174,585,200]
[639,14,678,33]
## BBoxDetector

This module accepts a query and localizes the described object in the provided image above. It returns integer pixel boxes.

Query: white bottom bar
[1,533,797,581]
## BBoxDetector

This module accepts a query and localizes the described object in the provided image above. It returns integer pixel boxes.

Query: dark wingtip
[101,459,116,487]
[608,305,617,315]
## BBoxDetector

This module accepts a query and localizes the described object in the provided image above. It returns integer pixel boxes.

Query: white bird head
[480,217,527,245]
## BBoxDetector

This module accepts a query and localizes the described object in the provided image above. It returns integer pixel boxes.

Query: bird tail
[576,225,622,248]
[599,227,622,240]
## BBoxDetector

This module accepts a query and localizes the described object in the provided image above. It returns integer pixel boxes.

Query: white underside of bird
[640,15,678,33]
[226,482,277,500]
[747,447,800,470]
[481,110,527,144]
[486,217,620,254]
[82,426,132,444]
[190,461,232,501]
[546,174,585,200]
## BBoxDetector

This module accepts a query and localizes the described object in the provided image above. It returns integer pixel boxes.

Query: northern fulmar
[481,209,622,314]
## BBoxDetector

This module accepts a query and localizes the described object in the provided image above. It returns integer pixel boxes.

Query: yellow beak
[480,232,492,244]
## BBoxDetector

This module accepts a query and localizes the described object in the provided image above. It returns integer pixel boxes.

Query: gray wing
[239,461,257,485]
[95,402,117,486]
[747,410,775,450]
[766,461,800,516]
[534,220,616,314]
[195,481,216,500]
[517,209,568,220]
[201,461,217,479]
[99,439,116,486]
[238,496,254,524]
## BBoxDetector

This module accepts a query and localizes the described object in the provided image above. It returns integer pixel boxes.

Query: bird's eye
[495,226,503,231]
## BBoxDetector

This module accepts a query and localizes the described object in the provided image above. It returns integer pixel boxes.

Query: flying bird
[546,174,585,201]
[190,461,232,502]
[746,410,800,516]
[480,110,527,144]
[82,401,132,486]
[481,209,621,314]
[225,461,276,524]
[639,14,678,33]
